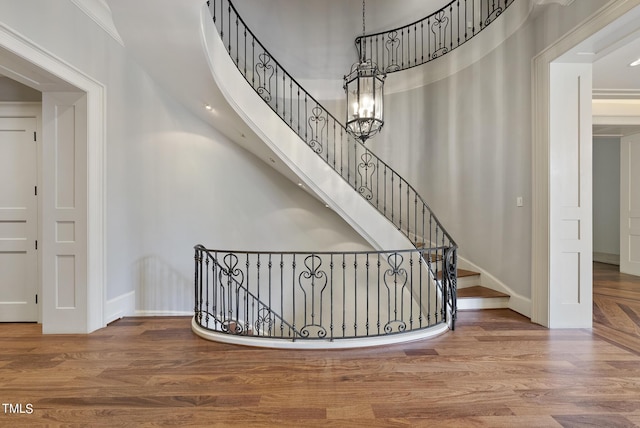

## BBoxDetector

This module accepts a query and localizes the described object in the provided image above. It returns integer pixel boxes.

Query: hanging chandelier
[344,0,386,143]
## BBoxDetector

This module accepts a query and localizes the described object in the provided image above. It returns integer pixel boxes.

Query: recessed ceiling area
[232,0,449,81]
[0,76,42,102]
[0,45,80,93]
[563,3,640,138]
[593,124,640,138]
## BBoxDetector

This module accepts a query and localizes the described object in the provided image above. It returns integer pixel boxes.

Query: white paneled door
[621,133,640,277]
[548,62,593,328]
[0,117,38,321]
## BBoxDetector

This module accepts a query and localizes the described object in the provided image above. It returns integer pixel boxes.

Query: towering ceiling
[232,0,447,80]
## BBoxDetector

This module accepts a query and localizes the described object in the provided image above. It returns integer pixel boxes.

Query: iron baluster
[399,178,402,232]
[268,254,272,336]
[365,254,370,336]
[342,254,346,338]
[292,254,296,339]
[280,254,284,337]
[406,185,409,239]
[419,248,424,327]
[330,254,334,341]
[390,172,394,223]
[409,254,413,330]
[377,254,381,335]
[353,256,358,336]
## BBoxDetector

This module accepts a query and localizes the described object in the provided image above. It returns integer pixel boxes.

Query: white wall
[0,0,371,315]
[353,0,606,300]
[0,76,41,101]
[0,0,609,317]
[372,28,533,298]
[593,137,620,260]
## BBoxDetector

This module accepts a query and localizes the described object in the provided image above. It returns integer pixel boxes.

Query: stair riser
[456,275,481,289]
[457,297,510,310]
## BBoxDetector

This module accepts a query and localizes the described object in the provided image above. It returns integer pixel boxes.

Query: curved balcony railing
[356,0,515,73]
[202,0,459,342]
[195,245,457,342]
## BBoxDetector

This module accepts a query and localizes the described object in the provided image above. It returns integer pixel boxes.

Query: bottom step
[457,286,510,310]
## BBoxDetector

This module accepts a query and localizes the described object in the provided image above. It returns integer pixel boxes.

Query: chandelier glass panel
[344,0,385,143]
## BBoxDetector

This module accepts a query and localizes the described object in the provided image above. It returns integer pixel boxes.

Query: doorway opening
[0,26,106,333]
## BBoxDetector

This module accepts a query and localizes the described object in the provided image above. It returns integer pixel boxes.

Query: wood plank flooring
[593,262,640,355]
[1,263,640,427]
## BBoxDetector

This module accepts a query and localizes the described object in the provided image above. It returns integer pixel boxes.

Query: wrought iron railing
[202,0,461,340]
[356,0,515,73]
[195,245,456,341]
[207,0,456,255]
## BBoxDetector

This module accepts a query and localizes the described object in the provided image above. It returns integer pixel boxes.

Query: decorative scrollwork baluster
[385,31,400,72]
[307,107,326,154]
[383,253,408,334]
[358,152,375,200]
[256,52,274,102]
[484,4,504,27]
[219,253,245,327]
[431,10,450,59]
[298,255,328,338]
[255,307,274,335]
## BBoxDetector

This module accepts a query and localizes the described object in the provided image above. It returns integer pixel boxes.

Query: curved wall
[362,0,608,302]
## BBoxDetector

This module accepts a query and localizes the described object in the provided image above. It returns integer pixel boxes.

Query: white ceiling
[4,0,638,140]
[0,46,79,92]
[235,1,640,138]
[232,0,445,80]
[555,3,640,137]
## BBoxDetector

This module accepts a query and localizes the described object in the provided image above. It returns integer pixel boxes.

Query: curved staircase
[192,0,515,347]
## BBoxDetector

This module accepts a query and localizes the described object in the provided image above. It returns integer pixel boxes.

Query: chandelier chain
[362,0,365,36]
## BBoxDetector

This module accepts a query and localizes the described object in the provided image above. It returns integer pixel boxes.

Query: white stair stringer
[200,9,413,254]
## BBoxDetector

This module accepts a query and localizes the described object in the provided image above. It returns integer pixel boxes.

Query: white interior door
[548,62,593,328]
[0,117,38,321]
[620,133,640,276]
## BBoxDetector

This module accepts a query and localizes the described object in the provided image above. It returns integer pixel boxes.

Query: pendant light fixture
[344,0,386,143]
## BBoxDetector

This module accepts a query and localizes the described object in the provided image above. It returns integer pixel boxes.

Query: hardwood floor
[593,262,640,355]
[1,263,640,427]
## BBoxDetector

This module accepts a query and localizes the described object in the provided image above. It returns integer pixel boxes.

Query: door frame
[531,0,640,327]
[620,133,640,276]
[0,105,41,322]
[0,24,106,333]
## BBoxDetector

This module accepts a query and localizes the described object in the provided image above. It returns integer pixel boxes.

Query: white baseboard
[135,310,194,317]
[593,252,620,265]
[457,255,532,318]
[507,293,532,318]
[105,291,135,324]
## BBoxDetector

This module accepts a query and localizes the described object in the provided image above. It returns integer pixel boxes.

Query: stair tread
[437,268,480,279]
[457,286,509,299]
[457,269,480,278]
[422,252,443,262]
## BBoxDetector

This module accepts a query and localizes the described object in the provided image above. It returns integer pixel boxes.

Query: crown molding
[593,89,640,99]
[531,0,576,6]
[70,0,124,47]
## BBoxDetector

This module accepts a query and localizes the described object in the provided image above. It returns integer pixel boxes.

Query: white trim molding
[531,0,640,327]
[0,22,107,333]
[106,291,136,323]
[70,0,125,46]
[593,89,640,99]
[593,99,640,125]
[531,0,575,6]
[457,255,532,317]
[192,317,449,349]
